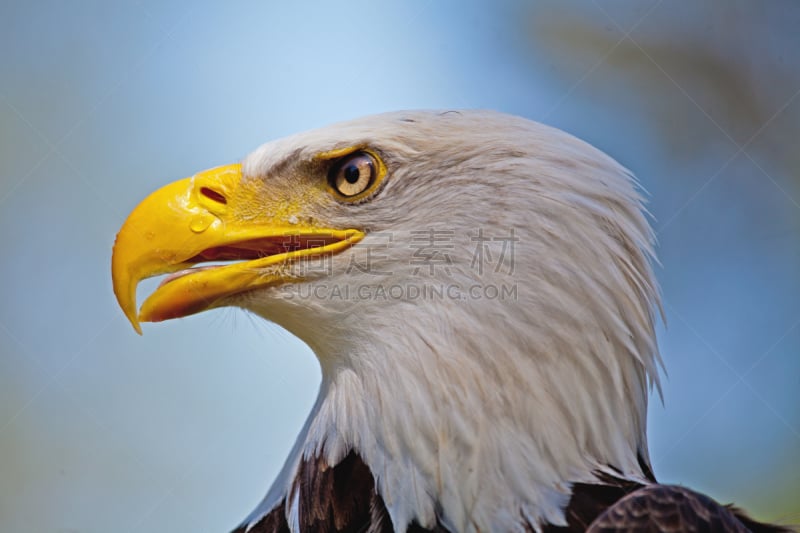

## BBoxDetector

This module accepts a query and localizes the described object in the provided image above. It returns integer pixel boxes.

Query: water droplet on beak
[190,214,214,233]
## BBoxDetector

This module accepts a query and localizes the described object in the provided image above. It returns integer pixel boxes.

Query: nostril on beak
[200,187,227,205]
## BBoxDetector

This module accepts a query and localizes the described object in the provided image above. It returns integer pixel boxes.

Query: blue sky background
[1,1,798,531]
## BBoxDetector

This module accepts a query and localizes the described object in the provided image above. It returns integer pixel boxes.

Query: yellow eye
[330,152,377,197]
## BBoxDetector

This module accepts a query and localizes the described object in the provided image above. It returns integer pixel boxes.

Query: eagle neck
[295,309,653,532]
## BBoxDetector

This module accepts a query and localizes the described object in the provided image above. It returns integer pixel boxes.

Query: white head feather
[236,110,662,532]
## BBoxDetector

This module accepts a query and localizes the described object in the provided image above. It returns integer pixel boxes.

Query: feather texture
[222,111,786,532]
[236,453,789,532]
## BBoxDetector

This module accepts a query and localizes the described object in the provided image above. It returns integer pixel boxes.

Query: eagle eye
[330,152,377,197]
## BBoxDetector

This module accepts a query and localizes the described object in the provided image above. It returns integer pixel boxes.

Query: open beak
[111,164,363,334]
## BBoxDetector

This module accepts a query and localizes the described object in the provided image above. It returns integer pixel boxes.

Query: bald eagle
[112,111,788,532]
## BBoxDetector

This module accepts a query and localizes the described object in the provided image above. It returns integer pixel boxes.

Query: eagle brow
[314,145,365,161]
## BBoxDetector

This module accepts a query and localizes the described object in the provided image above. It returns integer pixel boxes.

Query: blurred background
[1,1,798,531]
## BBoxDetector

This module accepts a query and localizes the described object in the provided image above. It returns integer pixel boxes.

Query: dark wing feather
[542,474,643,532]
[231,451,455,533]
[587,484,789,533]
[233,452,394,533]
[233,457,791,533]
[296,451,385,532]
[231,503,289,533]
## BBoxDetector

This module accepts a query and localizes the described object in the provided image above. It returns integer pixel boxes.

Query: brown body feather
[233,453,790,533]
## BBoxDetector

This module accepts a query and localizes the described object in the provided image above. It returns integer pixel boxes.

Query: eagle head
[112,110,662,531]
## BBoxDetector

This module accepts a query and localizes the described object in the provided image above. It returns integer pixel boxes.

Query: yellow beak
[111,164,363,334]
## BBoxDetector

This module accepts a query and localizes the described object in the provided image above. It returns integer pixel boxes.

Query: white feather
[237,110,661,532]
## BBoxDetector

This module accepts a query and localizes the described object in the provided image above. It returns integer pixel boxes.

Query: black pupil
[344,164,361,184]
